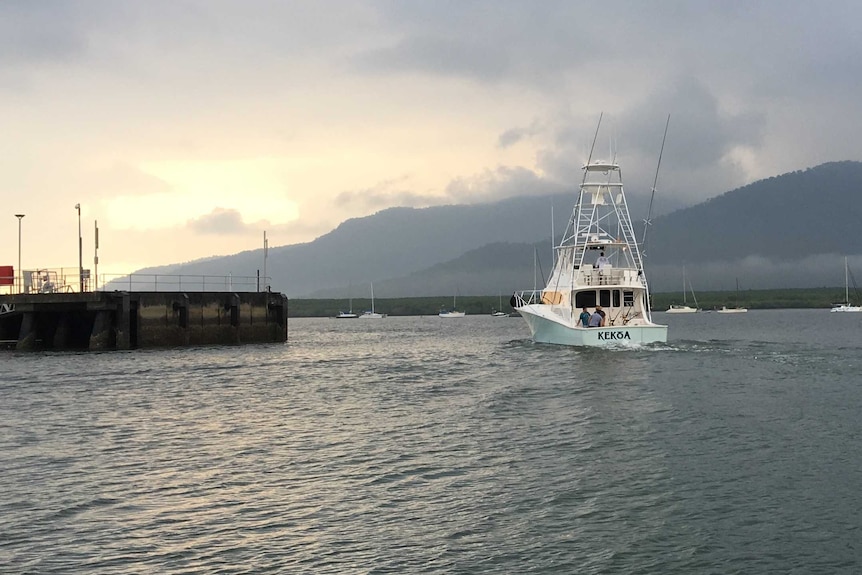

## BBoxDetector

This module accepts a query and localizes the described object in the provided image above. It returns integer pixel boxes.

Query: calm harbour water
[1,309,861,574]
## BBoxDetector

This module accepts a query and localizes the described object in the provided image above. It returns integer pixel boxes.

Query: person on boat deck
[597,251,609,270]
[588,306,606,327]
[579,307,591,327]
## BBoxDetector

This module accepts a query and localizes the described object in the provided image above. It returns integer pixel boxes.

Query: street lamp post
[75,203,83,292]
[15,214,24,294]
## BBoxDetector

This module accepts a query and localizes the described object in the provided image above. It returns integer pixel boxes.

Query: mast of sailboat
[682,265,687,305]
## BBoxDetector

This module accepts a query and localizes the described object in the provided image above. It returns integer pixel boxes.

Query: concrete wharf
[0,291,288,351]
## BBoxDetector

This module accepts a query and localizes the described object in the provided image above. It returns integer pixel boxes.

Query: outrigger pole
[640,114,670,261]
[585,112,603,181]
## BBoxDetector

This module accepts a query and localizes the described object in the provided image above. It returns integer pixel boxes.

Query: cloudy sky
[2,0,861,281]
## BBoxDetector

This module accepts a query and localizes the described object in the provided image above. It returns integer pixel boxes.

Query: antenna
[585,112,603,177]
[641,114,670,259]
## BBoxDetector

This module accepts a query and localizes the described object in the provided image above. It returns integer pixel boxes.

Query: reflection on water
[2,311,861,573]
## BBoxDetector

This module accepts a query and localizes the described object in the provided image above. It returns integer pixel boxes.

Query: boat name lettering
[598,331,630,340]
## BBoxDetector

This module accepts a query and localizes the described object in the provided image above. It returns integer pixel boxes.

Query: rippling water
[2,310,861,573]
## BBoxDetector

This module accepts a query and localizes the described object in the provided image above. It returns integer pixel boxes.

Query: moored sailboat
[831,257,861,312]
[511,117,668,346]
[491,293,508,317]
[336,297,358,318]
[359,282,387,318]
[439,293,466,318]
[716,278,747,313]
[666,266,700,313]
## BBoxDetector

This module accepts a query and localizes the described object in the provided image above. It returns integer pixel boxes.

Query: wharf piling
[0,291,288,351]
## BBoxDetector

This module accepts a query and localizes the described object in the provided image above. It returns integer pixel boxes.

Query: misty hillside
[647,161,862,264]
[121,161,862,297]
[124,193,586,296]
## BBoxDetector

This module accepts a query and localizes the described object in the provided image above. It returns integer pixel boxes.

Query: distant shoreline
[286,287,851,317]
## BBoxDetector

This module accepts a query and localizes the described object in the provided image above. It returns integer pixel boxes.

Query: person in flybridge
[596,251,609,270]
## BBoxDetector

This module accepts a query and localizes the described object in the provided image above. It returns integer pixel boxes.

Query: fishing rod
[640,114,670,259]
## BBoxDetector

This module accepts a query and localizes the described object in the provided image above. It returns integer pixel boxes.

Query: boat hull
[518,305,667,346]
[666,306,698,314]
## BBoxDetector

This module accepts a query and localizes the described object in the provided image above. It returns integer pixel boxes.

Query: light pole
[75,203,83,292]
[94,220,99,291]
[15,214,24,294]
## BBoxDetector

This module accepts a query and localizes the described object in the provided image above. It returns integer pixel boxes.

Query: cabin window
[623,291,635,307]
[574,291,597,308]
[613,290,621,307]
[599,290,612,308]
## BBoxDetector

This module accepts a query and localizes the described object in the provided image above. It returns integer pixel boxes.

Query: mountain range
[122,161,862,297]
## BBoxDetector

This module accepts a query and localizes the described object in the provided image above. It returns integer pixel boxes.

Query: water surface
[2,310,860,573]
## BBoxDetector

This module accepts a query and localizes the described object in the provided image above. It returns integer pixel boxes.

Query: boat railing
[513,290,542,306]
[579,267,641,286]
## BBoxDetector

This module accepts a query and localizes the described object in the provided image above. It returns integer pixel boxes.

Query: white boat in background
[716,306,747,314]
[439,310,466,318]
[439,294,466,318]
[667,304,697,314]
[717,279,748,313]
[831,257,861,312]
[666,266,700,313]
[359,282,387,318]
[336,293,358,318]
[512,117,668,346]
[491,293,508,317]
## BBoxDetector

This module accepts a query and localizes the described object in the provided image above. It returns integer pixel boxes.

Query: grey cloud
[187,208,331,243]
[355,35,510,82]
[187,208,248,235]
[6,0,862,215]
[336,165,565,211]
[498,120,542,149]
[0,2,92,66]
[530,75,769,205]
[444,166,564,204]
[335,177,440,210]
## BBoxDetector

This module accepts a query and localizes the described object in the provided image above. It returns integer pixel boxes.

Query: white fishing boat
[359,282,387,318]
[439,294,466,318]
[831,257,861,312]
[512,118,668,346]
[666,266,699,313]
